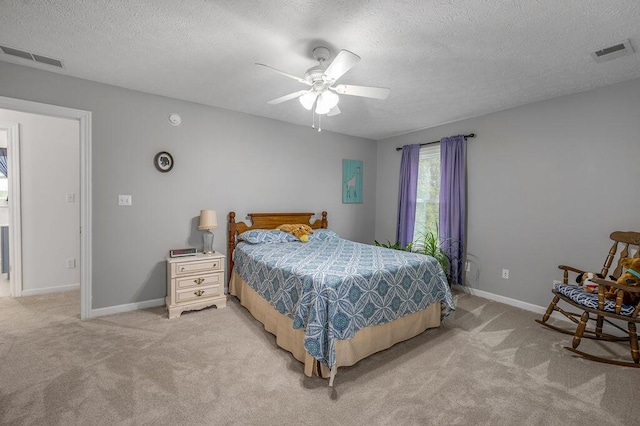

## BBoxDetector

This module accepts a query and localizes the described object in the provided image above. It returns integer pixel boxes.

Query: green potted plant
[375,229,462,285]
[373,240,412,251]
[413,230,463,285]
[412,231,450,272]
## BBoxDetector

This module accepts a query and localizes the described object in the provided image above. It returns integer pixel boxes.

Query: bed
[227,211,455,385]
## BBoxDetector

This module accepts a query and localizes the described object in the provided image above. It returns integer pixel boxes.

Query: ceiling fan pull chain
[318,114,322,132]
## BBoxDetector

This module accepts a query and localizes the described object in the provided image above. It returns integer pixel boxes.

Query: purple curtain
[396,144,420,248]
[439,135,466,285]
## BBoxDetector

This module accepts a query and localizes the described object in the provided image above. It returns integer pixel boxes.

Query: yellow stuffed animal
[276,224,313,242]
[605,257,640,304]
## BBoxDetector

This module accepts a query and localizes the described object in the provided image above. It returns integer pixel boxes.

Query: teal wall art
[342,159,363,204]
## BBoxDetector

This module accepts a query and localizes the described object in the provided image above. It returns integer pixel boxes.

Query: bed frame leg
[328,365,337,387]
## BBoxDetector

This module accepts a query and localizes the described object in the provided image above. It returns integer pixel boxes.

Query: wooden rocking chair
[535,231,640,367]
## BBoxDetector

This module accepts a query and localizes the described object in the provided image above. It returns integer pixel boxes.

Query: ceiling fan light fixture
[315,102,330,115]
[299,91,317,110]
[258,47,389,124]
[315,90,339,114]
[322,90,339,109]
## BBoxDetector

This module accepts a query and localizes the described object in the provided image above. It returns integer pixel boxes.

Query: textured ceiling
[1,0,639,140]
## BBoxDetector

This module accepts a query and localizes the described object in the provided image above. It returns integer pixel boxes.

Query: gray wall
[0,61,377,309]
[4,56,639,312]
[376,77,640,309]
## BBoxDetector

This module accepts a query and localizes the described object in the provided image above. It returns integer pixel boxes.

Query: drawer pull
[194,278,205,285]
[180,267,185,271]
[194,290,205,297]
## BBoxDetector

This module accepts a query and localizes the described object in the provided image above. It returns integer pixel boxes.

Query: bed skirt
[229,271,442,379]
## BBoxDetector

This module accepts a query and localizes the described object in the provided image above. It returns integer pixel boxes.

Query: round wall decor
[154,151,174,172]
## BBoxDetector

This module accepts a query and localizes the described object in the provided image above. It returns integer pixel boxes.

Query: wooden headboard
[227,211,328,283]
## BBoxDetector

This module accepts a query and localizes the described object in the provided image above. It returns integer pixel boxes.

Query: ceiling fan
[256,46,390,125]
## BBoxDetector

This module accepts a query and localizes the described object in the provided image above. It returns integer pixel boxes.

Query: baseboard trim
[451,284,569,323]
[89,298,165,318]
[21,283,80,296]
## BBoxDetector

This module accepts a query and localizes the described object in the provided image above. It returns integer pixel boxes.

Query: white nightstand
[165,252,226,319]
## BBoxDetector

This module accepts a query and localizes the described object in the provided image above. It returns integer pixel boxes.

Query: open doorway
[0,96,92,318]
[0,110,80,301]
[0,120,21,299]
[0,129,8,297]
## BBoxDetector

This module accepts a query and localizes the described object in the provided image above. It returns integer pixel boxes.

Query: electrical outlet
[465,261,471,272]
[66,258,76,268]
[502,269,509,279]
[118,195,132,206]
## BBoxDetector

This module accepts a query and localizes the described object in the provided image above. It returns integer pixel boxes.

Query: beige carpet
[1,289,639,425]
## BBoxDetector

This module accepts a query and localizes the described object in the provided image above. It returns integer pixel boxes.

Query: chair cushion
[554,283,635,316]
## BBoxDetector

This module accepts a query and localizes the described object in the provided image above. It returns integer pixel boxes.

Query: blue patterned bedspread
[233,233,455,368]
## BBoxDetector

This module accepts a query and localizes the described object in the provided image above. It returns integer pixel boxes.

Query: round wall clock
[154,151,174,172]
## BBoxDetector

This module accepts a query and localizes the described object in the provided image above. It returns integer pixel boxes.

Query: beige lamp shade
[198,210,217,230]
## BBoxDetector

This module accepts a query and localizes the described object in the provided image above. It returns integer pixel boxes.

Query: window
[0,176,7,201]
[412,144,440,246]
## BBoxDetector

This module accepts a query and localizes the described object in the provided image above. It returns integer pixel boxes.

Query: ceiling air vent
[32,54,63,68]
[0,44,63,68]
[591,39,635,63]
[0,45,33,60]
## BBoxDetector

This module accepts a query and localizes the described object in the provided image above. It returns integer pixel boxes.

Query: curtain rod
[395,133,476,151]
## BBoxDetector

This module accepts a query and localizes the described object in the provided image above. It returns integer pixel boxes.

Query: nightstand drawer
[174,258,222,276]
[166,252,226,319]
[176,272,223,290]
[176,285,222,303]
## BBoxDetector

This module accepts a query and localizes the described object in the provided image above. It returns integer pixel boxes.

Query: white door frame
[0,120,23,297]
[0,96,92,319]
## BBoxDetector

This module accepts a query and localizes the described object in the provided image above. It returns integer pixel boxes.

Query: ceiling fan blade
[255,63,310,85]
[267,90,309,105]
[327,105,341,116]
[334,84,390,100]
[324,50,360,82]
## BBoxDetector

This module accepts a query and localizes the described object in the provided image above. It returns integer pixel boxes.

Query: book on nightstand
[169,248,198,258]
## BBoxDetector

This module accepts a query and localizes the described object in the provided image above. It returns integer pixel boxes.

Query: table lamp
[198,209,217,254]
